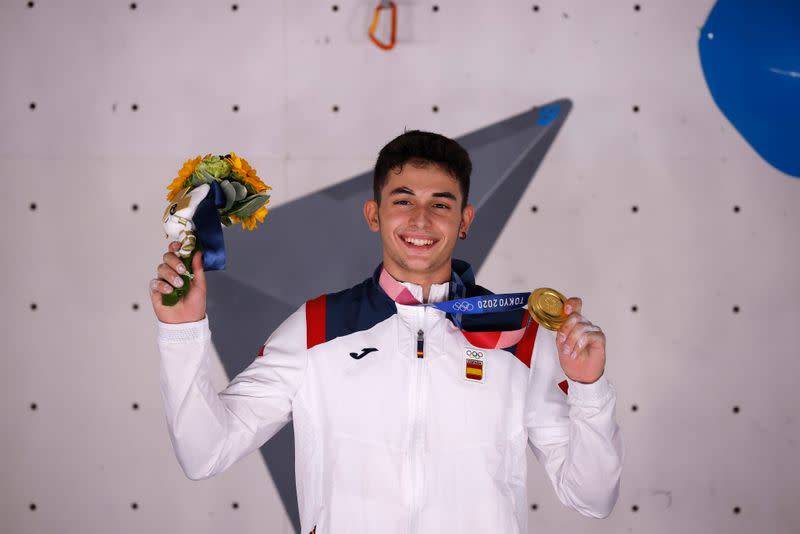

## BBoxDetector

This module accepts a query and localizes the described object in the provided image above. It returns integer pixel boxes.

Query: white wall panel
[1,1,798,533]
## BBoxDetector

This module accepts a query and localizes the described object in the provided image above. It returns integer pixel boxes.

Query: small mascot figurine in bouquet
[161,153,271,306]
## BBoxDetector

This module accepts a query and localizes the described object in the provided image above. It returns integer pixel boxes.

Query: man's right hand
[149,241,207,324]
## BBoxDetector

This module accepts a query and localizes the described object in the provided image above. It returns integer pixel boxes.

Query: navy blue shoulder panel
[323,274,397,343]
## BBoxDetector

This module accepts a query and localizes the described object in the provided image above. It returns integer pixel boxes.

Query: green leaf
[232,181,248,201]
[198,168,217,183]
[220,180,236,211]
[190,171,207,186]
[228,192,269,218]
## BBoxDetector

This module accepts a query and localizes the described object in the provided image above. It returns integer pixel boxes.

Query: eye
[393,199,411,206]
[433,203,451,209]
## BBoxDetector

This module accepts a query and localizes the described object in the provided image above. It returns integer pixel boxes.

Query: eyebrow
[388,186,458,201]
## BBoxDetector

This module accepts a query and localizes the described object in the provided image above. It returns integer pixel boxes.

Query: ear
[363,199,380,232]
[460,203,475,235]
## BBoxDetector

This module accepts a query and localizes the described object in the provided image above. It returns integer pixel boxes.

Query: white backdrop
[1,1,798,533]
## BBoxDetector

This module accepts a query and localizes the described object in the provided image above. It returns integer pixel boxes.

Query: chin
[403,257,439,272]
[399,250,451,274]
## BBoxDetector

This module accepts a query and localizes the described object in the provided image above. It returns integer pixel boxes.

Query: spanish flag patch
[465,348,485,382]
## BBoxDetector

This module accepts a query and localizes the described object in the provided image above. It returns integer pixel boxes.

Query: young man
[151,131,623,533]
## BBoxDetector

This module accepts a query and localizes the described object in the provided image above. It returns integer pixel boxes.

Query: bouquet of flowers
[161,153,271,306]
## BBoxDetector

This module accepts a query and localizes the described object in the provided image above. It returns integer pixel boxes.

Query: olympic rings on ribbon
[466,349,484,358]
[452,301,474,312]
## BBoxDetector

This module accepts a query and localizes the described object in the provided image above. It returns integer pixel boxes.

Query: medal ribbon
[378,268,533,349]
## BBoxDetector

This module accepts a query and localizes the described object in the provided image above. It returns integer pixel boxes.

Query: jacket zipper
[409,315,426,532]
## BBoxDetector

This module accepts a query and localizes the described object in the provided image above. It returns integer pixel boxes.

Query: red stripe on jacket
[461,330,501,349]
[514,314,539,368]
[305,295,327,349]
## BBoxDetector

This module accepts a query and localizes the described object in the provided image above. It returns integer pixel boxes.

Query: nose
[408,203,432,228]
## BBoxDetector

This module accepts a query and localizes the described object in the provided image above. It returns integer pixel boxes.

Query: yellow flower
[226,152,272,194]
[230,205,269,231]
[166,154,210,202]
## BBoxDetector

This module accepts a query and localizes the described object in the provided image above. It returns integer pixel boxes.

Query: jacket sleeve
[524,326,624,518]
[156,304,308,481]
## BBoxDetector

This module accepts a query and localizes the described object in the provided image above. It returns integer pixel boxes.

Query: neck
[382,257,452,303]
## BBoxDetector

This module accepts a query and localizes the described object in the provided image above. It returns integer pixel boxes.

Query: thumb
[192,248,206,288]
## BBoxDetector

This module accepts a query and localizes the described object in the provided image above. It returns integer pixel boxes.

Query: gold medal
[528,287,568,331]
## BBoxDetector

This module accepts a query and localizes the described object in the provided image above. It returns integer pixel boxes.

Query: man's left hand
[554,297,606,385]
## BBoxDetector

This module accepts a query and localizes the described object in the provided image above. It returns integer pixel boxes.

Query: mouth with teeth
[400,234,440,251]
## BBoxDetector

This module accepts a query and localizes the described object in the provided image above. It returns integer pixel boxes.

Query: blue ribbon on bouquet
[191,180,227,271]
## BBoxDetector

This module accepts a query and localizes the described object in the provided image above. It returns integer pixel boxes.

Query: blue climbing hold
[699,0,800,178]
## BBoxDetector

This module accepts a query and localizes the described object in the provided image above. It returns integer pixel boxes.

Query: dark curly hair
[372,130,472,208]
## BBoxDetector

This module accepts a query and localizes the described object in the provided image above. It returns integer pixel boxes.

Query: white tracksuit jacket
[157,267,623,533]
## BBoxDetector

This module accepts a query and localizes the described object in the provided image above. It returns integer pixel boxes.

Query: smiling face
[363,162,475,289]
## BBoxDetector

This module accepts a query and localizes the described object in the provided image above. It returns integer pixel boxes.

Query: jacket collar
[371,259,475,304]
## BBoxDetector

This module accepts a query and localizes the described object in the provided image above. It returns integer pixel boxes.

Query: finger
[149,278,175,296]
[557,312,585,342]
[561,321,595,358]
[564,297,582,315]
[191,249,205,288]
[169,241,181,252]
[571,329,605,359]
[567,326,603,360]
[157,263,185,290]
[559,321,591,356]
[163,250,188,276]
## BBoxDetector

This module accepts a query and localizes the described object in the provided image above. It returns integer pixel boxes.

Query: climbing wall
[1,1,798,534]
